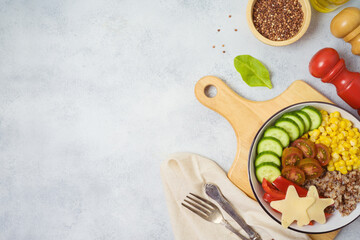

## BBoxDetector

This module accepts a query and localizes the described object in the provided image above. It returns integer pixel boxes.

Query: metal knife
[205,183,262,240]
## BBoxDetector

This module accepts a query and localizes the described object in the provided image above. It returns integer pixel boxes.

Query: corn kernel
[328,160,334,166]
[332,152,340,159]
[346,159,354,166]
[313,129,320,138]
[349,147,358,155]
[344,142,352,149]
[327,165,335,171]
[338,133,345,140]
[340,120,347,129]
[330,123,338,132]
[334,162,340,168]
[338,145,345,153]
[319,126,325,133]
[348,130,355,137]
[320,110,328,115]
[349,138,357,146]
[347,165,353,171]
[333,111,340,118]
[326,127,332,134]
[339,160,346,166]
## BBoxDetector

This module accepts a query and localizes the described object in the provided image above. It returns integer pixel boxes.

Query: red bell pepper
[272,176,308,197]
[262,178,286,199]
[261,177,332,227]
[263,193,284,203]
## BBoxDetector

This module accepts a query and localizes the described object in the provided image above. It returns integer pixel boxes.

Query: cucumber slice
[275,118,300,141]
[255,162,281,183]
[257,137,283,157]
[255,151,281,167]
[301,106,322,130]
[281,112,305,136]
[296,111,311,133]
[264,126,290,147]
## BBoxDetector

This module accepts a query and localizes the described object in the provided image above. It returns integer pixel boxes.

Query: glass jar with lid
[310,0,350,13]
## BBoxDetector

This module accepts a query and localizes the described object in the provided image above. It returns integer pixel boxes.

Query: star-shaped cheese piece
[306,185,334,224]
[270,185,315,228]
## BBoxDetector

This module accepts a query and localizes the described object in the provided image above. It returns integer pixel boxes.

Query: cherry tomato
[281,166,306,185]
[298,158,324,179]
[282,147,303,167]
[262,178,286,199]
[315,143,331,166]
[291,139,316,158]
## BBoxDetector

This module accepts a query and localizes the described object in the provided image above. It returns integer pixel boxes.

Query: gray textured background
[0,0,359,239]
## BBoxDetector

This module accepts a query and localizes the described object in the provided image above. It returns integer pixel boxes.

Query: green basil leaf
[234,55,272,89]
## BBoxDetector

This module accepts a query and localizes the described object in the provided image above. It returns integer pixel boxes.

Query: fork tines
[181,193,215,218]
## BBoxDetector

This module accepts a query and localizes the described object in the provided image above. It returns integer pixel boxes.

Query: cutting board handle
[195,75,262,138]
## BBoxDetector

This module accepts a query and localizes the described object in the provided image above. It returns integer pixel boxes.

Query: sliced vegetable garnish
[264,126,290,148]
[272,176,308,197]
[291,138,316,158]
[282,147,303,167]
[315,143,331,166]
[255,162,281,183]
[281,166,306,185]
[257,137,283,157]
[296,111,311,133]
[281,112,305,136]
[255,151,281,167]
[275,118,300,141]
[298,158,324,179]
[262,178,286,199]
[301,106,322,130]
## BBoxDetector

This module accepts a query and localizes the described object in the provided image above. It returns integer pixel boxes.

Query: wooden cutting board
[195,76,339,240]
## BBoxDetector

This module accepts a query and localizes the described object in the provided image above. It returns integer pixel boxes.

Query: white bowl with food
[248,101,360,234]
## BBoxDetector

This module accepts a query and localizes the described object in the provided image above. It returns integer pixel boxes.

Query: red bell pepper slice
[272,176,308,197]
[262,178,286,199]
[263,193,284,203]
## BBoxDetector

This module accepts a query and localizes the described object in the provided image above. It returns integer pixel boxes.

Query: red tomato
[262,178,286,199]
[281,166,306,185]
[291,139,316,158]
[315,143,331,166]
[272,176,308,197]
[282,147,303,167]
[298,158,324,179]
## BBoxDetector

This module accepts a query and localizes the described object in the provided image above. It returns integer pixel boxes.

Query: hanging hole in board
[204,85,217,98]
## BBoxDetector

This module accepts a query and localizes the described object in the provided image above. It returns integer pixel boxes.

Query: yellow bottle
[310,0,350,13]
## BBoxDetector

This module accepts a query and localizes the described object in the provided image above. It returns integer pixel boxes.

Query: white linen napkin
[160,152,311,240]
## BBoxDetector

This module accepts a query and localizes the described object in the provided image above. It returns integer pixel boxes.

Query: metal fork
[182,193,250,240]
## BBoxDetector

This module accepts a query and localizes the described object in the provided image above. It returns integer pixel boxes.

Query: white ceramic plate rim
[248,101,360,234]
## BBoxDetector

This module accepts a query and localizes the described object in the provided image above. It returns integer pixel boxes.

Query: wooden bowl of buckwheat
[246,0,311,46]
